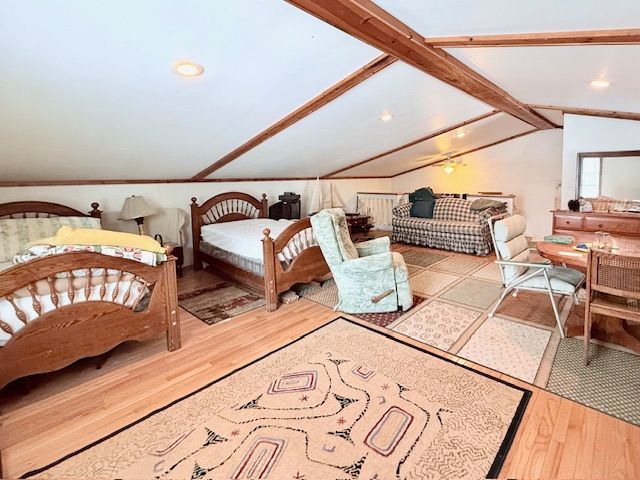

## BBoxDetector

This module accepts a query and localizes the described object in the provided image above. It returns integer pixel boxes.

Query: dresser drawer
[554,214,583,230]
[584,216,640,235]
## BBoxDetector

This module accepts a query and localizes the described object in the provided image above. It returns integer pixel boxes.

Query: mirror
[577,151,640,201]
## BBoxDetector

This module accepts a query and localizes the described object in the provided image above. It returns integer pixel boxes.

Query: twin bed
[190,192,330,311]
[0,192,328,391]
[0,201,180,391]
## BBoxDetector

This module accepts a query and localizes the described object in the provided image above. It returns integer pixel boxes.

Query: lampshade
[119,195,158,220]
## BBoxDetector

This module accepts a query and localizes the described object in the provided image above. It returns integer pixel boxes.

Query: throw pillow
[410,198,435,218]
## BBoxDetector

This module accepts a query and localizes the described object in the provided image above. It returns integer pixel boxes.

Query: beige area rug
[470,262,503,282]
[458,317,553,383]
[390,300,482,351]
[440,278,504,310]
[431,254,489,275]
[494,290,567,328]
[25,319,531,480]
[409,270,460,296]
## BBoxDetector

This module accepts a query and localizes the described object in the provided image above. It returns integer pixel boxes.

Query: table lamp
[119,195,158,235]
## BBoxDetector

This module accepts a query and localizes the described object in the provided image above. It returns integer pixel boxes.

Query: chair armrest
[355,236,390,256]
[342,252,394,273]
[392,203,412,218]
[495,259,552,269]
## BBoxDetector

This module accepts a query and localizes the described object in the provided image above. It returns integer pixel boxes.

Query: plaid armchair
[392,198,507,255]
[310,208,413,313]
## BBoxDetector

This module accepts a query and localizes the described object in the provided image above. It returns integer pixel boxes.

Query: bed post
[260,193,268,218]
[190,197,203,271]
[163,257,181,351]
[262,228,278,312]
[89,202,102,219]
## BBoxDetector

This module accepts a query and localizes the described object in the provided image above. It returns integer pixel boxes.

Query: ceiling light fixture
[172,60,205,77]
[589,79,610,88]
[379,112,393,122]
[442,163,455,174]
[453,130,468,139]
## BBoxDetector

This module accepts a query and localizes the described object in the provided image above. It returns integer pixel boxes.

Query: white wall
[0,178,390,265]
[561,114,640,204]
[391,129,564,239]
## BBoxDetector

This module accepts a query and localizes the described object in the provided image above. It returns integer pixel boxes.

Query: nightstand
[346,214,373,241]
[166,244,184,277]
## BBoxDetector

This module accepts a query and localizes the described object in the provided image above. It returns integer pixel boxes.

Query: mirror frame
[576,150,640,199]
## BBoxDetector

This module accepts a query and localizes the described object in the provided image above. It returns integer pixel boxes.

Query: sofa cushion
[410,198,435,218]
[392,217,435,230]
[427,220,482,235]
[433,198,478,223]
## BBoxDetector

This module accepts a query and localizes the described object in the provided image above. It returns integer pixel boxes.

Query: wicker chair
[584,249,640,365]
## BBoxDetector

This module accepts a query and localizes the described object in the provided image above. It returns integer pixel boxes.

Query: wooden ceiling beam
[324,109,500,177]
[190,53,396,180]
[286,0,557,130]
[529,104,640,122]
[425,28,640,48]
[392,128,539,177]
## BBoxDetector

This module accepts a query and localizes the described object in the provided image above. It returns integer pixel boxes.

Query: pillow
[409,187,435,203]
[0,216,101,262]
[410,199,435,218]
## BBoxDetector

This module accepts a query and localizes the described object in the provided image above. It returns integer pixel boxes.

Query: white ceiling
[0,0,638,183]
[332,113,533,177]
[213,61,492,179]
[375,0,640,36]
[448,45,640,113]
[0,0,378,181]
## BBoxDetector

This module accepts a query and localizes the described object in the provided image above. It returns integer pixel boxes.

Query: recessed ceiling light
[589,79,610,88]
[172,60,205,77]
[379,112,393,122]
[452,130,468,139]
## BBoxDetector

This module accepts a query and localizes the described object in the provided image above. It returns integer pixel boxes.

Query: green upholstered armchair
[310,208,413,314]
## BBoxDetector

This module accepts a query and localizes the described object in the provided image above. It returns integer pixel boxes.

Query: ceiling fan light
[442,163,455,174]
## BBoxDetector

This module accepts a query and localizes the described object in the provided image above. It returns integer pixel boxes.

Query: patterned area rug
[547,339,640,425]
[25,319,530,480]
[179,280,265,325]
[390,300,481,351]
[440,278,503,310]
[457,317,552,383]
[298,280,425,327]
[401,249,449,267]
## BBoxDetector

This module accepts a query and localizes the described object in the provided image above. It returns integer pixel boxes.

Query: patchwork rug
[547,338,640,425]
[24,319,530,480]
[390,300,481,351]
[179,280,265,325]
[299,280,425,327]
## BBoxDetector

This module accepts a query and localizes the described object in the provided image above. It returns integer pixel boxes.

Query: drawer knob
[566,221,570,224]
[598,224,603,227]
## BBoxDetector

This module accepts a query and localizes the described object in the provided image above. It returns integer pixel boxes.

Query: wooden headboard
[0,201,102,219]
[190,192,268,264]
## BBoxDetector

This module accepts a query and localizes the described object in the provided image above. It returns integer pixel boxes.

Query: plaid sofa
[392,198,508,255]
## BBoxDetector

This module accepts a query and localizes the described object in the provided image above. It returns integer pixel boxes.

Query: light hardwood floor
[0,270,638,479]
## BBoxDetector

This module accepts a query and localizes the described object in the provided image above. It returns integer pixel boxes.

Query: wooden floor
[1,270,639,479]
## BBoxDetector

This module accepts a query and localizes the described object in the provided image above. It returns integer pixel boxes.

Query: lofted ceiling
[0,0,639,185]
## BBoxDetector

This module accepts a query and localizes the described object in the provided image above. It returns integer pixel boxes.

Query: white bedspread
[200,219,294,261]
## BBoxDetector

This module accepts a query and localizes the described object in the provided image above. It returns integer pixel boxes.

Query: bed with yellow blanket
[0,201,181,391]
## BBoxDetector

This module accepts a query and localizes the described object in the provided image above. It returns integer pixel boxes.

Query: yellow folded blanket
[28,226,166,253]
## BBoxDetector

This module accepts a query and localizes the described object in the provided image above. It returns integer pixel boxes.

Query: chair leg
[543,271,564,339]
[584,303,591,365]
[488,285,511,318]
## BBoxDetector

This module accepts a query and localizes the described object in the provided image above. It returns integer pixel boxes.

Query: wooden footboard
[262,218,330,311]
[0,252,180,391]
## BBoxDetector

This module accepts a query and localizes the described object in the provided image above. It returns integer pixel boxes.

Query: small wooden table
[537,235,640,353]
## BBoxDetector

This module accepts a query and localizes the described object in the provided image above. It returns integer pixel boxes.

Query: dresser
[551,210,640,238]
